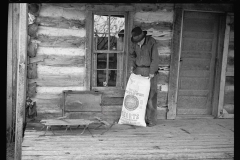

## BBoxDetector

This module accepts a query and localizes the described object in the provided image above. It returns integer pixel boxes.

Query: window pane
[108,70,117,86]
[97,70,106,87]
[94,15,109,50]
[109,53,117,69]
[95,34,109,50]
[94,15,109,34]
[110,15,125,51]
[97,53,107,69]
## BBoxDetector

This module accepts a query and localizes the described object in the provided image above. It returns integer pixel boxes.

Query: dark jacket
[129,35,159,75]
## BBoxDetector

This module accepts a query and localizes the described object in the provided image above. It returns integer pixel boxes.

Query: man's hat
[131,27,147,43]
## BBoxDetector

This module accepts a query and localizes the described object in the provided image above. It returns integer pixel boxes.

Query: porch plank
[22,119,233,159]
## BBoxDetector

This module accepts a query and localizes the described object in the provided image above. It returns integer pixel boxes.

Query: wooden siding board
[85,11,92,90]
[7,3,13,131]
[167,8,182,119]
[211,14,226,117]
[12,3,20,134]
[217,15,231,117]
[15,3,28,160]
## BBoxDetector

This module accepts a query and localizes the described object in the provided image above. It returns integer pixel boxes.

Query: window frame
[91,11,129,91]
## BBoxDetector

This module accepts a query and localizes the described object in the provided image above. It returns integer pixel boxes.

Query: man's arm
[149,39,159,76]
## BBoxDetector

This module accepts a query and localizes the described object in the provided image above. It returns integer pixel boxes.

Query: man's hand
[130,67,134,73]
[149,74,154,78]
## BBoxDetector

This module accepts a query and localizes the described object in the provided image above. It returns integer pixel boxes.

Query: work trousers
[133,67,158,124]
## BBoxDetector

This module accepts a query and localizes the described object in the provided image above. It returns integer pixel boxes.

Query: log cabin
[7,2,234,159]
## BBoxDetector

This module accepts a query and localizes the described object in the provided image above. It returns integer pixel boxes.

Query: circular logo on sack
[124,95,139,111]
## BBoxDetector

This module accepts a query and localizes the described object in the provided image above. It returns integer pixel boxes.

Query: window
[92,12,127,89]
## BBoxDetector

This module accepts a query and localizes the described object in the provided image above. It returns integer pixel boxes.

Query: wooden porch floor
[22,118,234,160]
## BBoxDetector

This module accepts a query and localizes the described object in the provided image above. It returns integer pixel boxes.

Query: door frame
[167,4,230,119]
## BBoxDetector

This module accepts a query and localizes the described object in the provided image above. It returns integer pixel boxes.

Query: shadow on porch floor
[22,118,234,160]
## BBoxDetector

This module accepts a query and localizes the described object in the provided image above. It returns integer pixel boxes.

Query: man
[129,27,159,127]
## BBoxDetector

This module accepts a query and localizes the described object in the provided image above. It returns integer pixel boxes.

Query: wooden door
[177,11,221,115]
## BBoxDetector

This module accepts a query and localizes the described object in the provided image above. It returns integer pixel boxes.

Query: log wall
[27,3,174,120]
[28,3,87,119]
[29,3,232,120]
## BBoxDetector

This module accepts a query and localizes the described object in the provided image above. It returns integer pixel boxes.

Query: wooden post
[14,3,28,160]
[217,15,231,118]
[85,11,93,90]
[12,3,20,142]
[167,7,183,119]
[7,3,13,136]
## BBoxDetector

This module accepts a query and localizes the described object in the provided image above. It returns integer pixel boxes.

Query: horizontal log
[228,41,234,50]
[36,16,85,30]
[134,11,174,23]
[37,26,86,37]
[37,35,85,48]
[228,49,234,57]
[134,21,172,32]
[42,3,87,10]
[156,39,171,47]
[27,82,37,98]
[28,76,85,87]
[224,89,234,105]
[225,76,234,86]
[229,30,234,42]
[28,63,38,79]
[157,71,169,84]
[36,86,86,94]
[134,3,174,12]
[37,65,85,77]
[157,91,168,107]
[158,47,171,55]
[40,4,86,21]
[37,47,85,56]
[227,56,234,66]
[30,55,85,67]
[158,54,170,66]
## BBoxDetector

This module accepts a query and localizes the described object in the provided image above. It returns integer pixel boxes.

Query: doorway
[177,11,223,115]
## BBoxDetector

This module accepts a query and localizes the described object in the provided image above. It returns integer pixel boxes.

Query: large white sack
[118,73,150,127]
